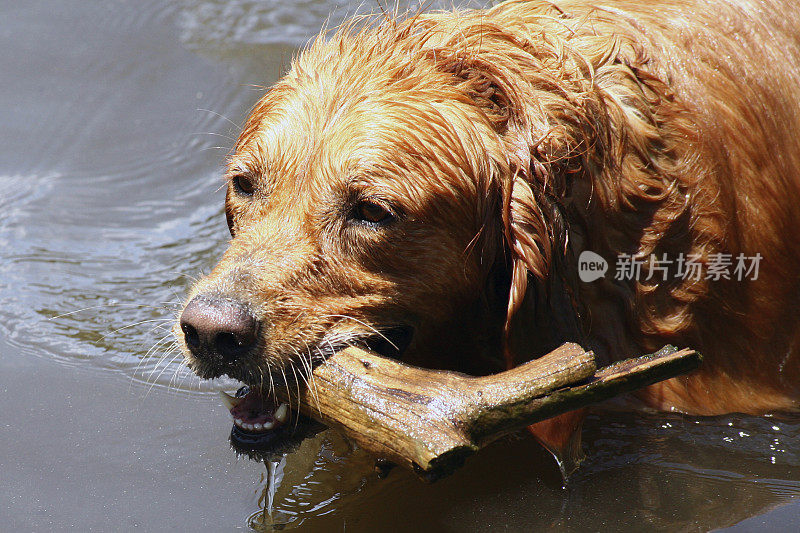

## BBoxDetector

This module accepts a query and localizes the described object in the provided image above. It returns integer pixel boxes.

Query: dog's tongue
[219,388,290,432]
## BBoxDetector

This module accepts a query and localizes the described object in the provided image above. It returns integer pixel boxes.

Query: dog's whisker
[308,348,326,418]
[167,354,185,390]
[294,350,313,393]
[324,337,339,361]
[128,334,175,395]
[321,314,399,351]
[289,364,303,430]
[100,318,173,341]
[170,272,202,285]
[129,321,176,351]
[278,364,292,420]
[199,145,235,154]
[146,338,185,385]
[135,331,176,376]
[167,344,188,389]
[195,107,241,133]
[146,341,180,380]
[192,130,237,142]
[137,337,172,374]
[267,363,276,406]
[192,131,238,145]
[300,345,323,418]
[143,347,182,400]
[49,302,178,320]
[148,349,183,397]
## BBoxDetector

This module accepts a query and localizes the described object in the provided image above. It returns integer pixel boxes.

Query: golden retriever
[176,0,800,464]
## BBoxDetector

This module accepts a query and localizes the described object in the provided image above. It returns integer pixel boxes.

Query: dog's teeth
[234,418,244,427]
[274,403,289,423]
[254,423,263,430]
[263,421,275,430]
[219,391,242,410]
[244,423,253,430]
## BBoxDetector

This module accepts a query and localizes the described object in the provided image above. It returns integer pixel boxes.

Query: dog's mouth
[223,385,290,434]
[219,324,415,454]
[221,385,323,456]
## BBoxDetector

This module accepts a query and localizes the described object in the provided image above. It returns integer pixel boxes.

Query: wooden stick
[274,343,700,480]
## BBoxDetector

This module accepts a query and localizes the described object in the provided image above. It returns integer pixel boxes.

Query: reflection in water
[238,412,800,531]
[0,0,798,530]
[246,432,374,530]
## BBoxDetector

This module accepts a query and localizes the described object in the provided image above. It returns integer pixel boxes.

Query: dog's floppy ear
[433,49,585,363]
[498,128,588,475]
[501,162,551,344]
[425,39,589,470]
[501,157,584,366]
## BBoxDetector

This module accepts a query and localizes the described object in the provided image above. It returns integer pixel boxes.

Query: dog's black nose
[180,296,259,363]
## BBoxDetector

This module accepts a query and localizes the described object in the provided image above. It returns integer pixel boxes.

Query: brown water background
[1,1,799,530]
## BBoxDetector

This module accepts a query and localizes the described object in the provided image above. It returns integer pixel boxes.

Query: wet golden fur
[181,0,800,432]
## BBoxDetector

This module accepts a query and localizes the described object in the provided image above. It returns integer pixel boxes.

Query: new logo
[578,251,608,282]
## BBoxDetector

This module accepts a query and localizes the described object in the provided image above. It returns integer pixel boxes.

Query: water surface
[1,1,798,530]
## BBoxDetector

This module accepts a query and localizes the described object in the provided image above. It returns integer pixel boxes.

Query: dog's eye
[232,175,255,196]
[354,200,394,225]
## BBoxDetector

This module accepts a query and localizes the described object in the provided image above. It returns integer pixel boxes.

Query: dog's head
[176,16,594,390]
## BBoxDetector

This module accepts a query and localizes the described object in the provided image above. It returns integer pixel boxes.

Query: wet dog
[176,0,800,461]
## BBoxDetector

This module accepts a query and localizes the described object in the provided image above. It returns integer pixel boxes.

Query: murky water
[1,1,799,530]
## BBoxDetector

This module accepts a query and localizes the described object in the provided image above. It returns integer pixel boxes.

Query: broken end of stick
[595,345,701,381]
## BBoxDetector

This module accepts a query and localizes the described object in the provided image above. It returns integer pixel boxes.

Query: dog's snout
[180,296,259,363]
